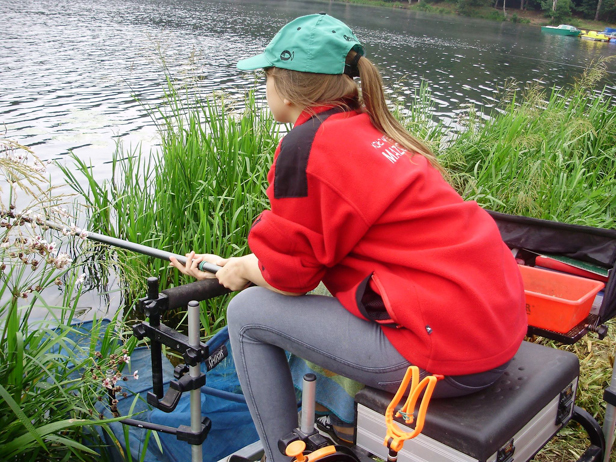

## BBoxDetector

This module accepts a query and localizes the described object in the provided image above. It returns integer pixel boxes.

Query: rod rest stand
[115,353,211,445]
[138,277,232,318]
[133,322,208,367]
[145,367,207,412]
[120,415,212,446]
[121,276,231,445]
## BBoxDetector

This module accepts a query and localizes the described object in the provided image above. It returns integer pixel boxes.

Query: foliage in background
[417,60,615,460]
[344,0,616,24]
[0,140,137,461]
[61,83,280,336]
[542,0,574,23]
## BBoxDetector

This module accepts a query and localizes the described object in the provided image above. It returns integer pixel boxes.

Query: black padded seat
[354,341,579,461]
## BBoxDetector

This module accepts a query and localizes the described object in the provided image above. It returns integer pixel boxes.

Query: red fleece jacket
[248,107,527,376]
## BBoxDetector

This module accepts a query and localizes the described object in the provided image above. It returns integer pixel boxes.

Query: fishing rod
[2,211,222,274]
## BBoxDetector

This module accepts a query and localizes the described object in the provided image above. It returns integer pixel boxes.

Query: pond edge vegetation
[327,0,616,29]
[1,58,615,459]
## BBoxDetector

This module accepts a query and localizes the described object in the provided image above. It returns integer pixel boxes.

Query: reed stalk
[62,83,280,335]
[436,60,616,229]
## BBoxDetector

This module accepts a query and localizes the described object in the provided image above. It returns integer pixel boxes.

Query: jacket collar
[294,105,360,127]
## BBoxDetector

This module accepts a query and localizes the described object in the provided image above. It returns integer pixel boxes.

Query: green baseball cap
[237,13,364,75]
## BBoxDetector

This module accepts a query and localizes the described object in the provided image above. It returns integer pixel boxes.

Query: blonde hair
[265,53,443,172]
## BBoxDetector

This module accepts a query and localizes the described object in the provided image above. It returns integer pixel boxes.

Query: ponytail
[268,54,444,173]
[350,52,444,173]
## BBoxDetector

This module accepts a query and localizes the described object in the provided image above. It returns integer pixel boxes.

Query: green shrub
[542,0,573,23]
[415,1,436,11]
[456,0,474,15]
[510,13,531,22]
[567,16,583,26]
[486,9,507,20]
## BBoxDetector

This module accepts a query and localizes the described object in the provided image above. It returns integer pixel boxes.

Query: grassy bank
[62,61,616,460]
[330,0,615,28]
[437,62,616,229]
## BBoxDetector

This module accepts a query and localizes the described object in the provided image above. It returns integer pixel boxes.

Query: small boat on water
[541,24,581,36]
[601,27,616,40]
[580,30,611,41]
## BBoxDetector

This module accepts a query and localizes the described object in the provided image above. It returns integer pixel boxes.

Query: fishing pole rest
[276,368,441,462]
[275,374,362,462]
[110,276,230,446]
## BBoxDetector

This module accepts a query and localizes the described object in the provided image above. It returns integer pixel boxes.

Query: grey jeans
[227,287,509,462]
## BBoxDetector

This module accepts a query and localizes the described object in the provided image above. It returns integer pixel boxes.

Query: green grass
[436,61,616,228]
[62,82,281,335]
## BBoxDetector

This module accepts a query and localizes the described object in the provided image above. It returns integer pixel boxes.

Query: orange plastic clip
[285,440,337,462]
[383,366,444,453]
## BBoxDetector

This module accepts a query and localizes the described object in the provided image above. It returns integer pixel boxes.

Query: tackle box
[487,210,616,343]
[354,341,579,462]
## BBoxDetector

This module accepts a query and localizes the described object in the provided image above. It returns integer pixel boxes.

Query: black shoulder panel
[274,108,343,199]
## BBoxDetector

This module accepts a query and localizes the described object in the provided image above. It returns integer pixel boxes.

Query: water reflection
[1,0,614,177]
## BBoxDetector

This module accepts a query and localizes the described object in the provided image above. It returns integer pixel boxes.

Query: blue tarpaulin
[69,322,259,462]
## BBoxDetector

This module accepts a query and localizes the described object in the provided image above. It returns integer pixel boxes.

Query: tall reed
[62,84,281,334]
[436,62,616,228]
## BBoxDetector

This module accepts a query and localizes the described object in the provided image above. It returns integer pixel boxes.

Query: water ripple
[1,0,614,180]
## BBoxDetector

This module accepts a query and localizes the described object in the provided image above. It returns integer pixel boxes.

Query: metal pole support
[300,374,317,435]
[188,300,203,462]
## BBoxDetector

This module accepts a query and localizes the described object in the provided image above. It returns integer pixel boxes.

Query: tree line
[394,0,616,24]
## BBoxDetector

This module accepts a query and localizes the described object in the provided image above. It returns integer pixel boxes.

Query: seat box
[354,342,579,462]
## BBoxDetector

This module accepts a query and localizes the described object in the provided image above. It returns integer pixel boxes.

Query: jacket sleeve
[248,179,370,293]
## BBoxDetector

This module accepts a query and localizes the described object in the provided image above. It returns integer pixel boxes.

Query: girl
[170,13,527,462]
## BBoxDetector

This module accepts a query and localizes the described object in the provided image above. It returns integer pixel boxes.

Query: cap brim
[237,53,274,71]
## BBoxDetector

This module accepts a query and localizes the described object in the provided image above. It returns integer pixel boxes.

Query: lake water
[2,0,616,182]
[2,0,615,319]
